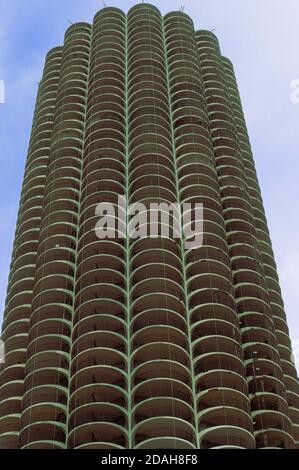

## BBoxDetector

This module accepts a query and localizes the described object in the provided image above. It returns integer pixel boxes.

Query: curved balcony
[128,85,168,109]
[193,335,242,362]
[70,347,127,377]
[187,273,232,298]
[243,342,280,365]
[286,390,299,410]
[192,318,241,343]
[197,387,250,416]
[133,351,190,385]
[71,330,126,358]
[254,428,294,449]
[131,244,181,271]
[196,369,247,395]
[245,358,283,381]
[198,406,252,435]
[131,309,187,337]
[68,422,127,449]
[21,402,67,428]
[68,403,127,442]
[133,396,193,426]
[239,311,274,333]
[76,267,125,294]
[133,416,196,449]
[83,160,125,186]
[0,431,20,449]
[199,425,255,449]
[20,421,66,448]
[283,374,299,395]
[3,306,31,333]
[248,375,286,398]
[195,352,245,378]
[22,382,67,408]
[236,296,272,318]
[186,244,230,268]
[24,366,68,391]
[273,315,289,335]
[69,366,127,399]
[132,342,190,372]
[130,279,184,307]
[0,364,25,387]
[77,240,124,266]
[74,297,126,330]
[131,263,182,288]
[189,287,236,314]
[251,393,289,416]
[129,173,176,200]
[0,380,24,400]
[26,351,69,375]
[132,325,187,353]
[73,312,126,341]
[74,283,125,311]
[4,334,28,357]
[242,326,277,349]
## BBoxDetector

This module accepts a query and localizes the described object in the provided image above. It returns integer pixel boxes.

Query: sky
[0,0,298,367]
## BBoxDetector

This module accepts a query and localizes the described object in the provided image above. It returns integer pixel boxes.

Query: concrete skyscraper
[0,3,298,449]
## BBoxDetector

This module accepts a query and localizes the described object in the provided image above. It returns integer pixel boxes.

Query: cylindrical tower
[0,4,298,450]
[164,14,254,449]
[127,4,192,450]
[221,56,299,449]
[68,8,128,450]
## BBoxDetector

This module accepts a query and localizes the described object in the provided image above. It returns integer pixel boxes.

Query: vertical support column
[164,13,254,449]
[0,47,62,449]
[19,23,92,449]
[127,4,196,450]
[196,30,294,449]
[222,56,299,448]
[68,8,128,450]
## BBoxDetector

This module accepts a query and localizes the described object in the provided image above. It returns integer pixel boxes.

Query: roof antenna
[210,28,216,32]
[179,6,185,12]
[103,1,107,7]
[67,19,73,25]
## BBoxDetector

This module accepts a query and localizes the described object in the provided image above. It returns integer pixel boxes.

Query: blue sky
[0,0,299,365]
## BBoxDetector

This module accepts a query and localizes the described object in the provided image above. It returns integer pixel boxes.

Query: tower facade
[0,4,298,449]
